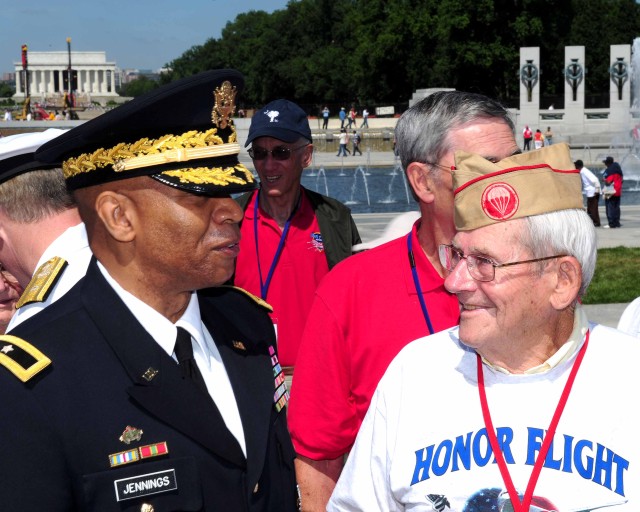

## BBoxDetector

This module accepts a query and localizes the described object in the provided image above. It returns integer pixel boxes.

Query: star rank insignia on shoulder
[15,256,68,309]
[0,335,51,382]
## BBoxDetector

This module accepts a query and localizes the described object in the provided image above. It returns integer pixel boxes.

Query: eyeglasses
[248,144,309,161]
[422,161,453,173]
[438,244,565,282]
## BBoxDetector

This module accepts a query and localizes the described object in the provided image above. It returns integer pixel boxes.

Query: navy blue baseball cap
[245,99,312,147]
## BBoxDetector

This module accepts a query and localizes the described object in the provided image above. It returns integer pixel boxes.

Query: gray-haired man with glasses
[233,98,360,380]
[289,91,520,511]
[329,144,640,510]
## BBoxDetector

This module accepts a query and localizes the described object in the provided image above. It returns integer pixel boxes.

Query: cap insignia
[481,182,519,221]
[212,80,237,129]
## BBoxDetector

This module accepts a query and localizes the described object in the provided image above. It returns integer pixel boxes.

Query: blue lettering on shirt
[410,426,628,496]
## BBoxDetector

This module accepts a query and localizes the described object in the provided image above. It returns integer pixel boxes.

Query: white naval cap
[0,129,68,184]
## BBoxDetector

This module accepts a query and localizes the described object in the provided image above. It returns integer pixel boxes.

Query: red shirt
[605,173,623,196]
[235,190,329,367]
[288,222,460,459]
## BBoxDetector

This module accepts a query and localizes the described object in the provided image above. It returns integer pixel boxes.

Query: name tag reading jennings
[114,469,177,501]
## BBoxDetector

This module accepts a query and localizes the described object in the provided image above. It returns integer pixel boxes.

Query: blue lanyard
[407,233,435,335]
[253,191,300,300]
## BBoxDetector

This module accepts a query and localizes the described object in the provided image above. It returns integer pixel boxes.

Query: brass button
[253,482,259,494]
[141,504,154,512]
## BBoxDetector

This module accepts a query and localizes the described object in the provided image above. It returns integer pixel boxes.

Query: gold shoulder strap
[0,335,51,382]
[221,285,273,312]
[16,256,68,309]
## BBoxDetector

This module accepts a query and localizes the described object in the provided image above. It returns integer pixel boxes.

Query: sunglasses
[248,143,309,161]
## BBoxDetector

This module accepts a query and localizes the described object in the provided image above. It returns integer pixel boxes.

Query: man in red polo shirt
[288,91,521,511]
[233,99,360,373]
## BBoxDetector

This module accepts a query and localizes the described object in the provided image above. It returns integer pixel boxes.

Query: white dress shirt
[97,262,247,456]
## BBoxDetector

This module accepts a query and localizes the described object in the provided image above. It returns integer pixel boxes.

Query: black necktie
[174,327,209,394]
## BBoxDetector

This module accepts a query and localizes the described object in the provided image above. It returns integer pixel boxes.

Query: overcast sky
[1,0,290,73]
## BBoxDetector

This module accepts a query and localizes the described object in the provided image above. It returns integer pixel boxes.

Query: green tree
[0,82,15,98]
[569,0,640,104]
[119,76,160,97]
[162,0,640,109]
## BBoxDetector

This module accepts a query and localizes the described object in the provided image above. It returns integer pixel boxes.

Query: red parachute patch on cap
[481,182,519,221]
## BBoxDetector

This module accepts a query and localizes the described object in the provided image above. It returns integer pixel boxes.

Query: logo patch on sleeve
[114,469,177,501]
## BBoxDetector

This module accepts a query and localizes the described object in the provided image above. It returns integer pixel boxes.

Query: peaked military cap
[36,69,256,196]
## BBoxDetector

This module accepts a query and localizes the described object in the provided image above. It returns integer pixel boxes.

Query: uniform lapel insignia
[119,425,143,444]
[0,335,51,383]
[142,367,159,381]
[16,256,68,309]
[232,340,246,351]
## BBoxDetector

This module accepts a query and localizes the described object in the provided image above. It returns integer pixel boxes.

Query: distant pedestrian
[576,159,600,227]
[534,128,544,149]
[602,155,623,228]
[3,110,11,122]
[360,108,369,128]
[523,125,532,151]
[544,126,554,146]
[336,128,349,156]
[347,107,357,129]
[339,107,346,129]
[351,130,362,156]
[322,106,330,129]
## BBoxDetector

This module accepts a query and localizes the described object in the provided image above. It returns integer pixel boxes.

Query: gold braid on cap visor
[62,127,254,187]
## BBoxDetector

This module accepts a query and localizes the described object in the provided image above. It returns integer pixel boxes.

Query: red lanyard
[476,330,590,510]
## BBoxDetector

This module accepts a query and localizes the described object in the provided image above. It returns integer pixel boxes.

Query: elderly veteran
[328,144,640,511]
[0,128,91,330]
[233,99,360,373]
[0,70,297,511]
[289,91,519,511]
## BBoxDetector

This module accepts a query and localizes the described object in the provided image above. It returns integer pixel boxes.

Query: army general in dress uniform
[0,70,297,511]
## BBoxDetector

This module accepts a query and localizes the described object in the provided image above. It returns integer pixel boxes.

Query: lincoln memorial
[13,51,118,105]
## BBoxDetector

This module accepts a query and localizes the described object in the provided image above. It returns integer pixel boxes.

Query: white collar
[96,261,206,363]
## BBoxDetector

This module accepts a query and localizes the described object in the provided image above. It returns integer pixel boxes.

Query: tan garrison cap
[452,143,582,231]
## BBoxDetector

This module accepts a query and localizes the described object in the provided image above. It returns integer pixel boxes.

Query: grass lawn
[582,247,640,304]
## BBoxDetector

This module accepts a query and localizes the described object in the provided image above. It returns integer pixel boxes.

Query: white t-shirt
[618,297,640,338]
[329,318,640,511]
